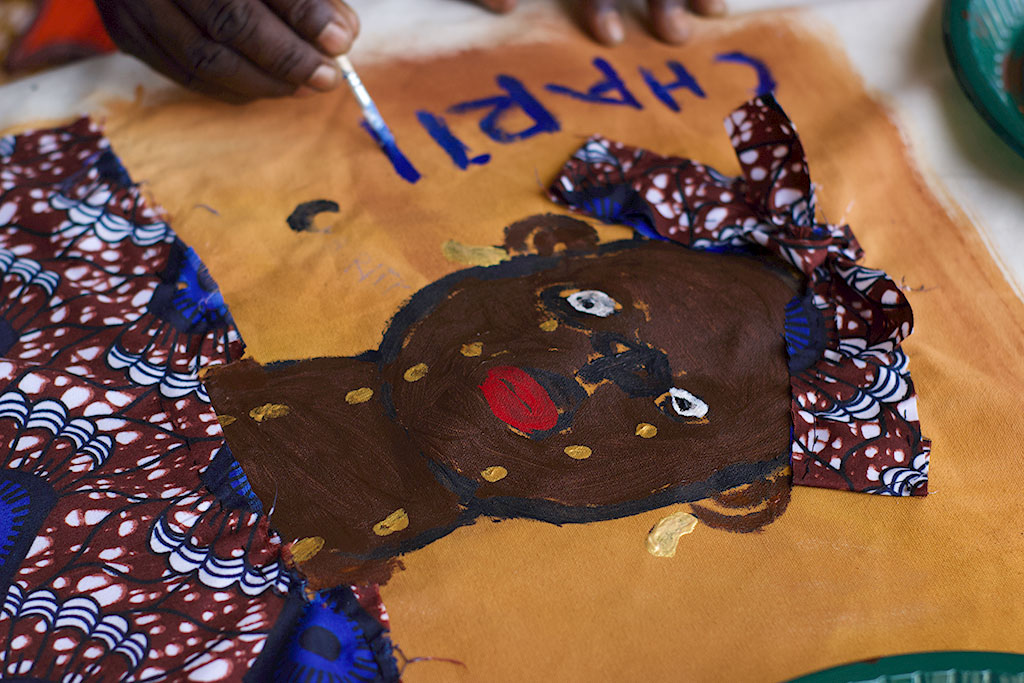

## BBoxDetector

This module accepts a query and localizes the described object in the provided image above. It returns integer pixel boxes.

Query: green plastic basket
[944,0,1024,158]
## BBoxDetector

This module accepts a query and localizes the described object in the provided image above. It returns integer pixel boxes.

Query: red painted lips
[479,365,559,434]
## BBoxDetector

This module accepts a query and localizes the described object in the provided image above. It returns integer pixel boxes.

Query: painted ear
[689,464,791,533]
[502,213,599,256]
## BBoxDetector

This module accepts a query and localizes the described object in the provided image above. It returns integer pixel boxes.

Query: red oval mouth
[479,366,559,435]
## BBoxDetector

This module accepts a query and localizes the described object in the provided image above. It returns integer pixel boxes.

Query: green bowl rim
[943,0,1024,159]
[788,650,1024,682]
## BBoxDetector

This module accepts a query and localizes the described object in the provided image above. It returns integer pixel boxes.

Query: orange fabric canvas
[48,12,1024,681]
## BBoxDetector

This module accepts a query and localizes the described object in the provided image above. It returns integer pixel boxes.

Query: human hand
[474,0,726,45]
[94,0,359,102]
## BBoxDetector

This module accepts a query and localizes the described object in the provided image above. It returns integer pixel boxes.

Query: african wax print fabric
[0,119,398,681]
[550,95,930,496]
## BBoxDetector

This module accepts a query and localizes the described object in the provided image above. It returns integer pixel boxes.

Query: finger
[127,0,296,99]
[578,0,625,45]
[688,0,727,17]
[472,0,518,13]
[647,0,693,44]
[173,0,342,91]
[261,0,360,56]
[107,3,252,102]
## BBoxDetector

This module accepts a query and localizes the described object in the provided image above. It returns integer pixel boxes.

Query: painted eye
[667,388,708,419]
[566,290,617,317]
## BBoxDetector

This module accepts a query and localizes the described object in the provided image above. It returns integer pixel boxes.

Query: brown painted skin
[206,216,798,569]
[386,239,796,508]
[207,356,463,559]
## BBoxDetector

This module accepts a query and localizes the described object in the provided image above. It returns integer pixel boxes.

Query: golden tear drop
[539,319,558,332]
[249,403,290,422]
[403,363,429,382]
[646,511,698,558]
[373,509,410,536]
[481,466,508,482]
[216,415,237,427]
[564,445,592,460]
[461,342,483,357]
[635,423,658,439]
[290,536,325,563]
[345,387,374,404]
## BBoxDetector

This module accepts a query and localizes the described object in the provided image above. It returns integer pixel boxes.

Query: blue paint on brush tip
[360,119,421,184]
[361,101,396,148]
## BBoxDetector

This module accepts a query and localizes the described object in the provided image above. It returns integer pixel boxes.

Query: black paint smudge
[287,200,340,233]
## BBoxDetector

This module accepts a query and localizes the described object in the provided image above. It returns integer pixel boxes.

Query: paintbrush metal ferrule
[337,55,396,148]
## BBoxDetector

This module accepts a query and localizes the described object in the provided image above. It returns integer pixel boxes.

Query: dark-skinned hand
[94,0,359,102]
[478,0,727,45]
[94,0,725,103]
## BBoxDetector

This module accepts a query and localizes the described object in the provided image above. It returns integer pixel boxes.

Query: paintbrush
[336,54,397,149]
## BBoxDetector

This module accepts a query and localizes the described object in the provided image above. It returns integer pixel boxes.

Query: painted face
[381,239,797,516]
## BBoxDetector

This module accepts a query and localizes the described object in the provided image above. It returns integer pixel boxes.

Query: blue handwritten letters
[373,52,774,183]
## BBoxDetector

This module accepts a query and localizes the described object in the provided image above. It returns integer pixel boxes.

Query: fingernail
[485,0,517,13]
[693,0,727,17]
[338,4,360,37]
[294,86,316,98]
[318,21,351,56]
[595,11,625,44]
[308,64,339,91]
[660,7,692,44]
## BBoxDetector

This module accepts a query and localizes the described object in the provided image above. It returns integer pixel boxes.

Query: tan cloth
[84,13,1024,682]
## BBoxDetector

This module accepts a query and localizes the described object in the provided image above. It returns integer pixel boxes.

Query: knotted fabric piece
[549,95,930,496]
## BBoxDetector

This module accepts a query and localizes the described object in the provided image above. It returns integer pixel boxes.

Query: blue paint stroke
[449,75,561,143]
[416,111,491,169]
[639,61,707,112]
[360,119,421,184]
[545,57,643,109]
[715,51,777,96]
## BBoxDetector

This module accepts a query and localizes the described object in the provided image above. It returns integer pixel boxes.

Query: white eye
[566,290,617,317]
[668,388,708,418]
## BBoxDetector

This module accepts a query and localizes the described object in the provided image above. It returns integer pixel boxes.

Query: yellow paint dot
[634,299,651,322]
[539,319,558,332]
[216,415,236,427]
[481,466,508,482]
[403,363,429,382]
[290,536,324,563]
[249,403,290,422]
[373,509,410,536]
[646,511,698,558]
[635,423,658,439]
[461,342,483,357]
[345,387,374,404]
[564,445,592,460]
